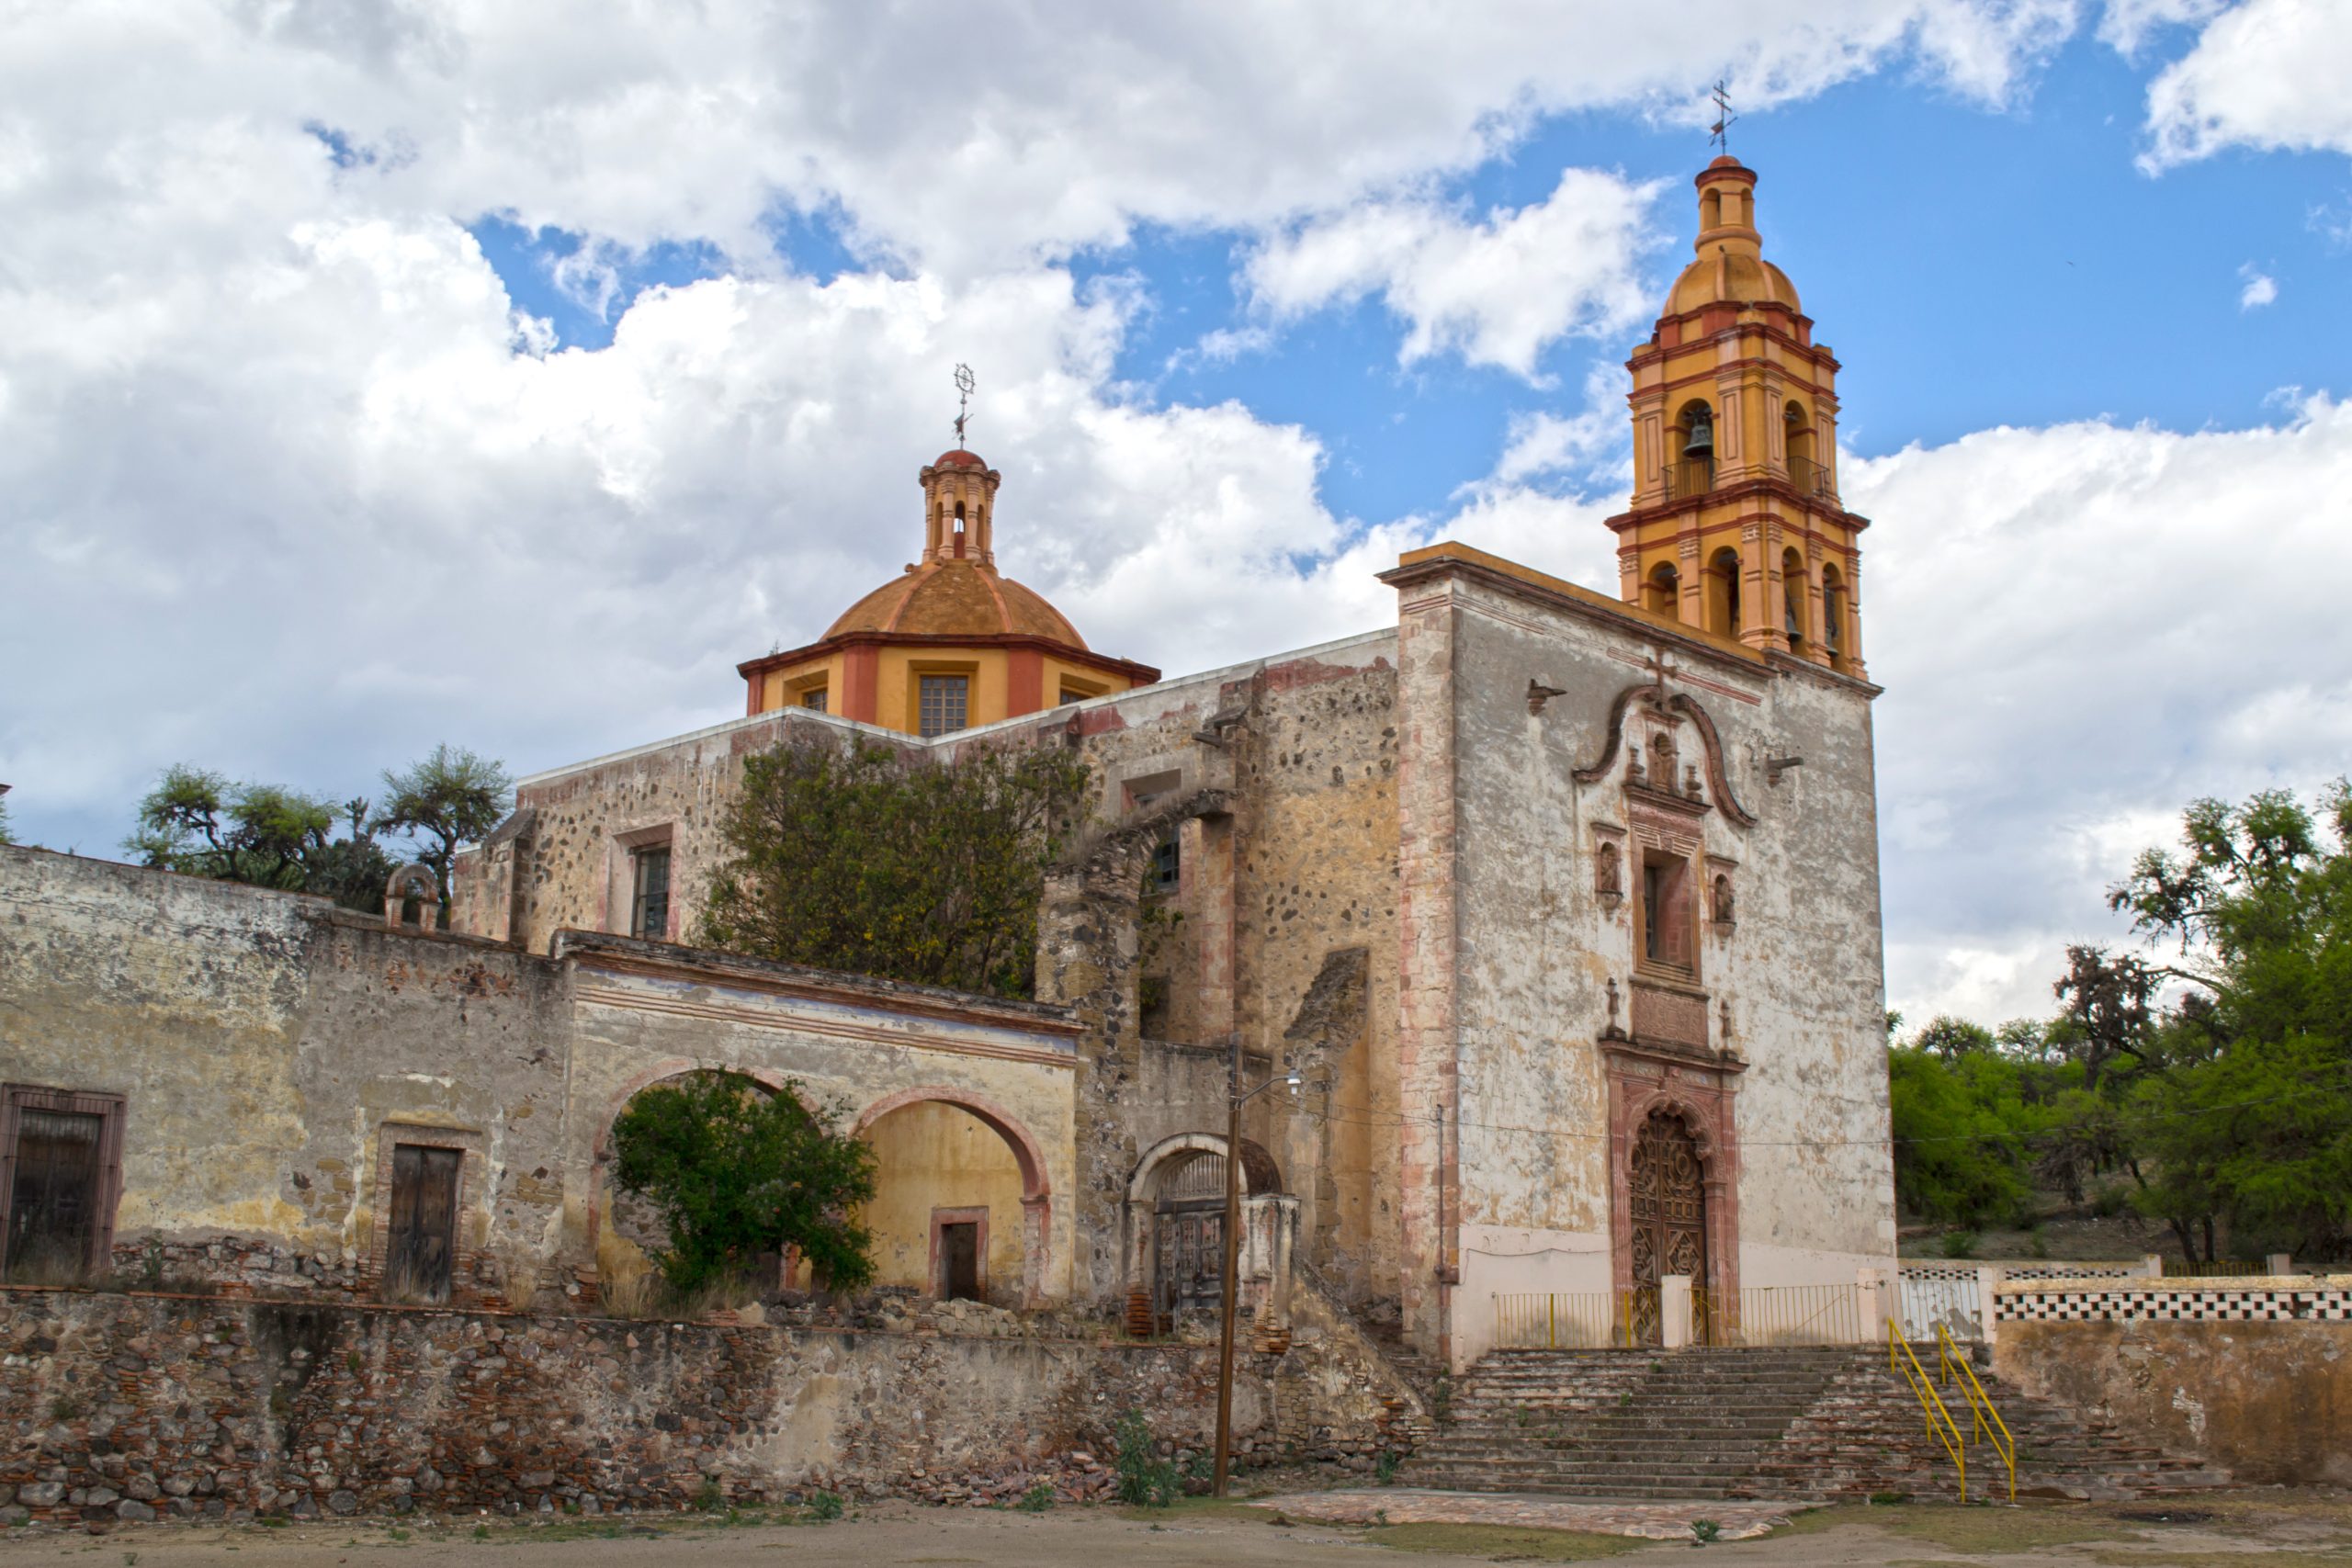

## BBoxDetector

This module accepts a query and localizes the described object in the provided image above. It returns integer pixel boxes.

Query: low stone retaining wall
[1991,1276,2352,1487]
[0,1286,1414,1529]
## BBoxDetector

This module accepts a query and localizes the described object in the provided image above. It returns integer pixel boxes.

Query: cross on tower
[1645,649,1679,694]
[1709,80,1738,153]
[952,363,976,447]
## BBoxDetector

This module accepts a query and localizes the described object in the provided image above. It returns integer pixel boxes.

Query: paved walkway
[1250,1488,1812,1541]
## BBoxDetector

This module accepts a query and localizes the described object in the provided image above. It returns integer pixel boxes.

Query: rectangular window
[630,846,672,940]
[1058,685,1089,706]
[1150,831,1181,895]
[919,674,968,739]
[384,1144,460,1303]
[1640,852,1693,975]
[1,1086,124,1283]
[800,686,828,713]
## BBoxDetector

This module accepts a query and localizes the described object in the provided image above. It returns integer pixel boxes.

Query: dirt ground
[0,1492,2346,1568]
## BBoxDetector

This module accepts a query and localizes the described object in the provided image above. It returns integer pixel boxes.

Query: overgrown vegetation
[608,1072,877,1294]
[696,738,1091,998]
[121,745,511,920]
[1891,784,2352,1263]
[1111,1408,1181,1507]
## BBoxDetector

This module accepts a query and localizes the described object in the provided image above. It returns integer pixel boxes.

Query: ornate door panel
[1153,1205,1223,1320]
[1625,1109,1707,1346]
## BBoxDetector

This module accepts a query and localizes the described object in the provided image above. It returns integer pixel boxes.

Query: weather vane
[1709,80,1738,153]
[953,363,976,447]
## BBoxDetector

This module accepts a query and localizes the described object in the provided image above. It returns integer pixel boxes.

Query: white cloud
[2140,0,2352,168]
[2239,263,2278,309]
[2097,0,2225,59]
[1846,395,2352,1021]
[1243,170,1667,379]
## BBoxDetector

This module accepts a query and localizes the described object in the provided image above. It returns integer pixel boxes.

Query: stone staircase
[1402,1346,2227,1502]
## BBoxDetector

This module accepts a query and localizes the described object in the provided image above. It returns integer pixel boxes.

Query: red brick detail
[1603,1049,1741,1302]
[1007,648,1044,715]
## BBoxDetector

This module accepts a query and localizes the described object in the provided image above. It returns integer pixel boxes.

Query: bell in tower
[1601,154,1871,681]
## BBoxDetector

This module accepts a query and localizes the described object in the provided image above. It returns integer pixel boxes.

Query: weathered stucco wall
[1385,553,1894,1367]
[0,1287,1417,1527]
[0,850,574,1303]
[1995,1316,2351,1486]
[859,1101,1028,1299]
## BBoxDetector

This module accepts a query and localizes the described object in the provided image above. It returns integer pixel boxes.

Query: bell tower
[1604,156,1869,678]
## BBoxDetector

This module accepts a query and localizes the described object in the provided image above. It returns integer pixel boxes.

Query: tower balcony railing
[1787,454,1833,496]
[1660,457,1714,501]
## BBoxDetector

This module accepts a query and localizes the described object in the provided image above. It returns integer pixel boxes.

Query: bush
[1017,1482,1055,1513]
[808,1490,843,1521]
[1939,1229,1980,1258]
[1112,1409,1180,1507]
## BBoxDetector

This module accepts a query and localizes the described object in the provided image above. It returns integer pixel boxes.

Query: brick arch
[1121,1132,1283,1305]
[854,1084,1054,1306]
[852,1084,1050,1201]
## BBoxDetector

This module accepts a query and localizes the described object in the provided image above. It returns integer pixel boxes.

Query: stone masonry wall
[0,1288,1413,1529]
[1995,1316,2352,1486]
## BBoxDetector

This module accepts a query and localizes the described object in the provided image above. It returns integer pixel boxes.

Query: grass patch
[1362,1523,1653,1560]
[1870,1505,2144,1555]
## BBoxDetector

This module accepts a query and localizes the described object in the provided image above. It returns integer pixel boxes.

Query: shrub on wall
[697,737,1091,999]
[609,1073,877,1294]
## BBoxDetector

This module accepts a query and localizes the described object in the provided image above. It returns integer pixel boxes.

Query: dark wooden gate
[6,1109,104,1280]
[385,1144,460,1303]
[1626,1109,1708,1346]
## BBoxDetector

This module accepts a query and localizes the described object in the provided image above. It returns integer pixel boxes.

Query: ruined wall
[1995,1316,2352,1486]
[0,1288,1412,1528]
[0,849,575,1304]
[859,1102,1028,1301]
[555,939,1081,1304]
[1385,556,1894,1367]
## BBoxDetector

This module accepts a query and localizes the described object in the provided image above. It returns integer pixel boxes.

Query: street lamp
[1212,1043,1300,1498]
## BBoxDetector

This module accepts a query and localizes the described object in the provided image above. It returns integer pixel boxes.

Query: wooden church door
[1626,1109,1708,1345]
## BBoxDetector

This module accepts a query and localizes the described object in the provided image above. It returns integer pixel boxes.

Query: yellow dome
[1667,156,1800,315]
[824,558,1087,647]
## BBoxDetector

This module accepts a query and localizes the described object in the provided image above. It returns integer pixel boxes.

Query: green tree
[608,1073,877,1294]
[2108,784,2352,1262]
[0,789,15,847]
[124,766,398,911]
[373,744,514,922]
[1888,1043,2038,1227]
[697,738,1091,998]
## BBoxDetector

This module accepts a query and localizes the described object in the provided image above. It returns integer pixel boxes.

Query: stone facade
[0,1286,1420,1529]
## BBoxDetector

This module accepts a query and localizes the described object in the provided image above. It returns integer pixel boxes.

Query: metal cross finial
[1709,80,1738,153]
[952,363,976,446]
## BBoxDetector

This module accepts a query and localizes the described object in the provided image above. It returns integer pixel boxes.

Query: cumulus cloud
[2140,0,2352,168]
[1242,170,1667,379]
[2238,264,2278,309]
[1847,396,2352,1021]
[2096,0,2225,59]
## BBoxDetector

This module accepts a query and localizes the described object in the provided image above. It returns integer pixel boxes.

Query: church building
[443,152,1895,1368]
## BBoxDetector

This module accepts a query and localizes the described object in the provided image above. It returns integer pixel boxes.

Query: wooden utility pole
[1212,1032,1244,1497]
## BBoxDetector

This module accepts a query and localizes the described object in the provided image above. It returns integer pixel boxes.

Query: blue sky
[5,0,2351,1024]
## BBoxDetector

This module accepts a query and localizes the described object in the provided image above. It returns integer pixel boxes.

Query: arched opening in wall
[1781,547,1808,651]
[952,501,968,558]
[1702,188,1722,231]
[1821,562,1848,670]
[1704,547,1742,637]
[596,1069,788,1306]
[1626,1106,1709,1346]
[1123,1134,1282,1333]
[857,1098,1033,1304]
[1644,560,1681,618]
[1669,400,1715,498]
[1783,401,1823,495]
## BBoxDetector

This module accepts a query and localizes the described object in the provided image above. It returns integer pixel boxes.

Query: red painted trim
[842,645,880,724]
[928,1205,991,1302]
[739,631,1159,689]
[1007,648,1044,715]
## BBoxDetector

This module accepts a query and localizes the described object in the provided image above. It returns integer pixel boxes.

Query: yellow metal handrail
[1934,1321,2016,1501]
[1887,1320,1972,1501]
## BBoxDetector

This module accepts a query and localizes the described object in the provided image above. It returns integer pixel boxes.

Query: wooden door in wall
[5,1108,104,1280]
[1153,1206,1224,1322]
[1626,1109,1708,1346]
[386,1144,459,1303]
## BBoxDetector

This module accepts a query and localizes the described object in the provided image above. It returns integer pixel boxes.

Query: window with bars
[919,674,969,739]
[1150,832,1181,894]
[800,687,828,713]
[630,846,672,940]
[2,1086,124,1283]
